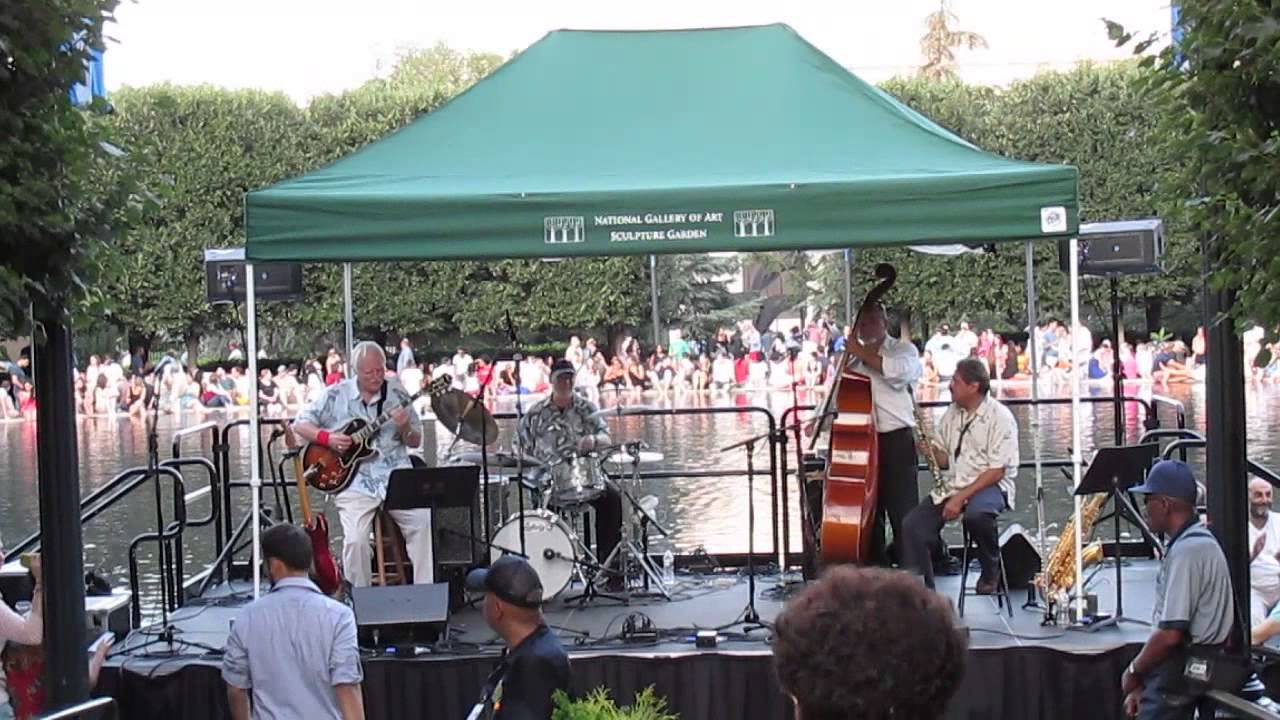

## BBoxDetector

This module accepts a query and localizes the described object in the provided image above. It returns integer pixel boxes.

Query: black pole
[1201,234,1249,652]
[33,307,90,709]
[1109,278,1125,445]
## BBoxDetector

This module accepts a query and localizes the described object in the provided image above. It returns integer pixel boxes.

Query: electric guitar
[285,424,342,596]
[300,375,452,494]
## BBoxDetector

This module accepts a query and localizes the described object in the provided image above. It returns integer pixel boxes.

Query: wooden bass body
[819,364,880,565]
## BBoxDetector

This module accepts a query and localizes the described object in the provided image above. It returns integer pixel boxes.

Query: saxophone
[910,388,946,496]
[1037,493,1108,620]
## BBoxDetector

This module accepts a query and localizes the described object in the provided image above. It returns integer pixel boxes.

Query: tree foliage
[1111,3,1280,328]
[0,0,141,329]
[918,1,989,81]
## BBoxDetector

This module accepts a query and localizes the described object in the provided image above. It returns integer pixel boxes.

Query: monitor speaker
[205,260,303,303]
[1058,219,1164,277]
[999,523,1043,590]
[351,583,449,646]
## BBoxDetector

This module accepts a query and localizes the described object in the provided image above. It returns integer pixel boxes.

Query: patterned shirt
[517,394,609,467]
[221,577,363,720]
[296,376,423,500]
[931,395,1019,505]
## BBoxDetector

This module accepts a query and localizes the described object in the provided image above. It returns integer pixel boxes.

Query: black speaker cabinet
[204,255,303,303]
[1058,219,1164,276]
[351,583,450,646]
[999,523,1043,590]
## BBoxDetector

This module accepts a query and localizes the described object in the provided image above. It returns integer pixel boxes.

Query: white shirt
[931,395,1020,505]
[845,336,922,433]
[1250,511,1280,591]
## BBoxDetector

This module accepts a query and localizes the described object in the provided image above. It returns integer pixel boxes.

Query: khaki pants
[336,490,434,586]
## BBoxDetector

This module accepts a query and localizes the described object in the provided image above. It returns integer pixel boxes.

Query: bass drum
[490,510,577,600]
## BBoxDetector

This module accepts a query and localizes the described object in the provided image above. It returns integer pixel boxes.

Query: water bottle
[662,549,675,587]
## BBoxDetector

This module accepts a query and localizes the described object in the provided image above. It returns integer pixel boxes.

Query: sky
[105,0,1173,103]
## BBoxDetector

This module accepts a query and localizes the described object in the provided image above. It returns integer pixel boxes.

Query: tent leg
[1068,239,1084,618]
[649,255,661,348]
[343,262,354,376]
[1024,241,1048,565]
[843,249,853,327]
[246,264,262,599]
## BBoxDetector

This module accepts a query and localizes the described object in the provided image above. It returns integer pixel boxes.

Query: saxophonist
[901,358,1019,592]
[842,301,923,566]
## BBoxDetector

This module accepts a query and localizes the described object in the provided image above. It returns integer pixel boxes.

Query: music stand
[1072,442,1160,631]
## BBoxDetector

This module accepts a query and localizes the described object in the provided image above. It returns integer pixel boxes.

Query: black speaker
[1058,218,1164,276]
[204,258,304,303]
[999,523,1043,590]
[351,583,449,646]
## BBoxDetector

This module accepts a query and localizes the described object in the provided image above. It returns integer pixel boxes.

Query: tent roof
[245,24,1078,262]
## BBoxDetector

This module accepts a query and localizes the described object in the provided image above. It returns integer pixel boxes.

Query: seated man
[773,566,967,720]
[902,358,1019,592]
[1248,478,1280,626]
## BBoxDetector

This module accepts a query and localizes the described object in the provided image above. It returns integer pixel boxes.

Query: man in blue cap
[464,556,570,719]
[1121,459,1233,719]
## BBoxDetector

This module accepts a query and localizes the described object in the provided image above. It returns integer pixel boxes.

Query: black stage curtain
[97,644,1139,719]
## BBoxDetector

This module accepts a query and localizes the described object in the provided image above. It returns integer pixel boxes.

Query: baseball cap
[550,358,576,380]
[1130,459,1198,504]
[465,555,544,608]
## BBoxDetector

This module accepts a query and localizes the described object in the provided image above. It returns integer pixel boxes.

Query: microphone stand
[144,369,176,649]
[719,432,772,633]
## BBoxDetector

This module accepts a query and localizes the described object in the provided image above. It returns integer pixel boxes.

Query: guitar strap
[375,380,388,417]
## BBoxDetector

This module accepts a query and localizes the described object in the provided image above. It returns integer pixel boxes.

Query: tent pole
[343,262,354,376]
[246,263,262,600]
[649,255,661,348]
[1068,239,1084,618]
[843,249,853,327]
[1024,241,1047,564]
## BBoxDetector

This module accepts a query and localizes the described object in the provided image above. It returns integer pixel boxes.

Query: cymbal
[590,404,658,420]
[451,450,540,468]
[605,450,665,465]
[432,390,499,446]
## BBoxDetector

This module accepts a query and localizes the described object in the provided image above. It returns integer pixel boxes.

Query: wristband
[317,430,331,447]
[1128,661,1143,679]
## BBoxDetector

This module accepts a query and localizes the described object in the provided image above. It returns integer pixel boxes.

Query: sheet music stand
[387,466,480,567]
[1072,442,1160,631]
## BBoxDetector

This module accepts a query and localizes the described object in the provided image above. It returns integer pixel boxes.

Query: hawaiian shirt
[517,394,609,467]
[296,376,423,500]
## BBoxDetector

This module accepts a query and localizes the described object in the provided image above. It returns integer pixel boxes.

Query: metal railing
[125,466,186,628]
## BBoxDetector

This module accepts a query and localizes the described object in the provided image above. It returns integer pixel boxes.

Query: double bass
[818,263,897,565]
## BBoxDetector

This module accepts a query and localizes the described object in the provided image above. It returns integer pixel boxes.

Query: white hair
[350,341,386,369]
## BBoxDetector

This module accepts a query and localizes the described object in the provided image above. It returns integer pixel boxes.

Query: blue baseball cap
[1130,459,1198,504]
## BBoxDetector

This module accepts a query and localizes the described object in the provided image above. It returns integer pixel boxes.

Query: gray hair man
[292,341,431,586]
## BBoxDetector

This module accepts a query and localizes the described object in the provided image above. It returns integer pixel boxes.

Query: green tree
[99,85,313,358]
[918,1,989,81]
[1109,5,1280,327]
[0,1,140,331]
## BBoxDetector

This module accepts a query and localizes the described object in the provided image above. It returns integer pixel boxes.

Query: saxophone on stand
[1036,492,1108,625]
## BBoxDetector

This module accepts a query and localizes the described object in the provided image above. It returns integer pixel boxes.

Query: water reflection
[2,380,1278,613]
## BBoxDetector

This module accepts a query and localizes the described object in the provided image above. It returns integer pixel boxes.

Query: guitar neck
[350,377,449,443]
[292,452,313,524]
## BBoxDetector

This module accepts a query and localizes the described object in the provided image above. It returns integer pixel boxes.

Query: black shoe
[935,556,963,576]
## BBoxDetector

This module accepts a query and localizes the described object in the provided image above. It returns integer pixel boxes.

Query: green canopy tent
[238,24,1081,599]
[244,24,1078,262]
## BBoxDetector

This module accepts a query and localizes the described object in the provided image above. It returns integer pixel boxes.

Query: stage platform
[98,561,1157,719]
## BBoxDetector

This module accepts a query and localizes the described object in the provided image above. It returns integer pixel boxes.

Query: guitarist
[293,341,433,587]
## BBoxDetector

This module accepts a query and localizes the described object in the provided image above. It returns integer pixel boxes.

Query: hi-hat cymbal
[451,450,541,468]
[606,450,665,465]
[590,404,658,420]
[432,390,499,446]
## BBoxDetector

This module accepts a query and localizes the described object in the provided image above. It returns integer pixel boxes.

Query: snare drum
[491,510,577,599]
[547,454,606,506]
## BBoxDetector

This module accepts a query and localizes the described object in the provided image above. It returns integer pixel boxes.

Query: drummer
[518,359,624,583]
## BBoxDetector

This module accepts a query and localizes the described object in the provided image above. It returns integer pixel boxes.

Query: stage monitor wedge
[1057,219,1164,277]
[204,248,303,303]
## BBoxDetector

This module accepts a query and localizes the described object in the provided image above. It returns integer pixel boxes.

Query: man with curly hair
[773,567,967,720]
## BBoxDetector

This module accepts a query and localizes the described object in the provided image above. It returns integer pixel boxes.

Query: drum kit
[432,388,671,602]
